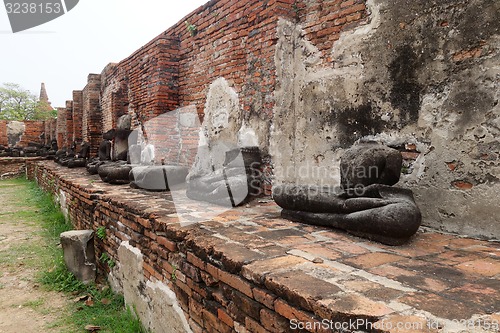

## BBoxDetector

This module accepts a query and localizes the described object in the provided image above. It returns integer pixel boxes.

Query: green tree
[0,83,56,121]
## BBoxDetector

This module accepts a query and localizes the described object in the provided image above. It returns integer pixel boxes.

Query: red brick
[136,217,152,229]
[218,269,254,298]
[174,279,192,296]
[187,252,206,270]
[189,299,204,326]
[245,317,270,333]
[218,308,234,328]
[451,181,474,190]
[260,308,291,333]
[455,258,500,277]
[253,288,277,309]
[274,298,315,322]
[157,236,177,252]
[342,253,405,269]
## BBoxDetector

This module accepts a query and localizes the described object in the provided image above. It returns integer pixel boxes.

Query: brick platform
[0,157,43,179]
[27,161,499,333]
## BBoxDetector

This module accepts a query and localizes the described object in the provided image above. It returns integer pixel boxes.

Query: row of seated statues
[0,140,58,158]
[51,116,261,207]
[49,114,421,245]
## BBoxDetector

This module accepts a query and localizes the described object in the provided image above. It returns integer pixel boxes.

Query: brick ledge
[27,160,500,333]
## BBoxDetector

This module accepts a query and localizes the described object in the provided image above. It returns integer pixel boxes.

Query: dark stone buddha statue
[46,140,58,160]
[186,146,262,207]
[129,164,189,191]
[96,115,134,184]
[87,129,114,175]
[68,141,90,168]
[273,143,422,245]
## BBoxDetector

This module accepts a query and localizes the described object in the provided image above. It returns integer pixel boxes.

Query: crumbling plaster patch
[190,77,262,178]
[55,189,69,222]
[112,241,192,333]
[7,121,25,147]
[271,0,500,238]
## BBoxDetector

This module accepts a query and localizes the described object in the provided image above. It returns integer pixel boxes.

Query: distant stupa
[39,83,50,105]
[37,82,54,115]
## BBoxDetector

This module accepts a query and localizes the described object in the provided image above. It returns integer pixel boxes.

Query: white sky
[0,0,208,107]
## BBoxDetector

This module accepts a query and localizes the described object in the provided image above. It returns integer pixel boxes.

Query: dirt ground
[0,180,69,333]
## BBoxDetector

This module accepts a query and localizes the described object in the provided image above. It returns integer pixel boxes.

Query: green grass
[1,177,147,333]
[23,298,45,309]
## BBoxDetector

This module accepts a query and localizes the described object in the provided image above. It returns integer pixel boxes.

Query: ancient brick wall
[169,0,295,150]
[82,75,102,157]
[0,120,47,147]
[297,0,369,60]
[124,36,180,125]
[91,0,295,167]
[100,63,127,133]
[17,121,46,146]
[98,35,180,136]
[172,1,293,119]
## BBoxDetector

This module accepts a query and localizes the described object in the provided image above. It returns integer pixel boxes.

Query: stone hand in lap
[114,115,132,162]
[186,146,262,207]
[98,161,132,184]
[99,129,114,161]
[57,142,77,166]
[129,165,189,191]
[68,142,90,168]
[273,143,421,245]
[94,117,133,184]
[87,130,115,175]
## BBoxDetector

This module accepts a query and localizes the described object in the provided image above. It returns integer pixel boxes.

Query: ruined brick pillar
[49,119,57,144]
[56,107,67,148]
[17,121,45,146]
[127,35,180,125]
[82,75,101,157]
[0,121,7,146]
[44,119,57,145]
[100,63,130,133]
[44,121,50,145]
[151,36,180,119]
[72,90,83,142]
[65,100,74,147]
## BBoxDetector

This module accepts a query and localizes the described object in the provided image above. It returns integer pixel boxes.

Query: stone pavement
[29,162,499,333]
[171,199,500,332]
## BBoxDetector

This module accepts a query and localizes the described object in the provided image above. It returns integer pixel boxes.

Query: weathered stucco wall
[271,0,500,238]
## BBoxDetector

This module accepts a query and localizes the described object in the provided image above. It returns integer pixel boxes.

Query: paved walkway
[175,200,500,332]
[0,179,68,332]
